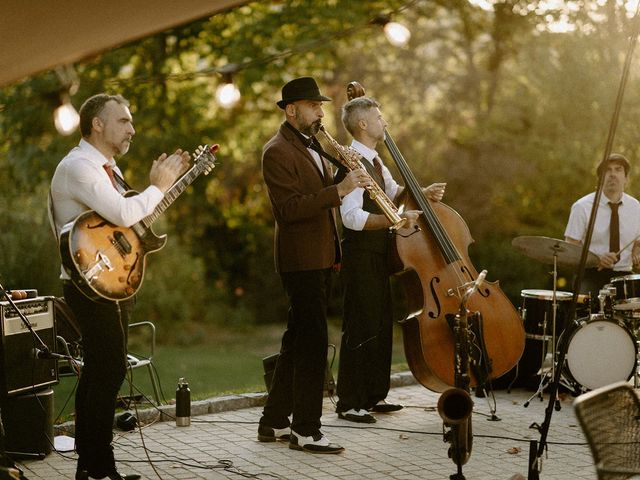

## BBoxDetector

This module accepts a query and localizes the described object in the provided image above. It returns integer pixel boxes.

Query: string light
[54,95,80,135]
[215,65,241,109]
[372,13,412,47]
[383,21,411,46]
[47,2,420,113]
[54,65,80,135]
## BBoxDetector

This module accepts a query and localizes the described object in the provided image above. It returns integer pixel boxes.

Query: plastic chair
[573,381,640,480]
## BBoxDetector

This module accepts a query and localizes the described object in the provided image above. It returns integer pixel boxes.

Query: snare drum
[562,315,637,390]
[521,289,573,340]
[611,274,640,311]
[511,290,574,384]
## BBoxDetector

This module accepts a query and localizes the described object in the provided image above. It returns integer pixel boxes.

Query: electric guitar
[59,144,219,302]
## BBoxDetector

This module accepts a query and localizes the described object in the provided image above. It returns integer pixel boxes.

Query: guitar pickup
[113,230,132,255]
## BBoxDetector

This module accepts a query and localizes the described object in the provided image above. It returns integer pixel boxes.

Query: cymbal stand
[523,250,562,411]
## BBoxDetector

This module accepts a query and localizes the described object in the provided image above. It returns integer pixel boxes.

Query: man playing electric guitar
[49,93,189,480]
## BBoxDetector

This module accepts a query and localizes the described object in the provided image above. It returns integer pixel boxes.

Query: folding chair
[54,298,161,404]
[573,381,640,480]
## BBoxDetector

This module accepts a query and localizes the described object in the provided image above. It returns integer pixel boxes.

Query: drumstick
[616,234,640,256]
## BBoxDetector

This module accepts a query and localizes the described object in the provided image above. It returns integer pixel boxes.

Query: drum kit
[510,236,640,397]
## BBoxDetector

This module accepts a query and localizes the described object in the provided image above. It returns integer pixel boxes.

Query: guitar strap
[47,189,60,245]
[112,169,131,192]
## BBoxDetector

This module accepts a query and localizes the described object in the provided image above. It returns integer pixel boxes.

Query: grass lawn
[52,320,409,424]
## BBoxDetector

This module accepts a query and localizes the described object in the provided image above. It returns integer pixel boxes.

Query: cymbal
[512,236,599,268]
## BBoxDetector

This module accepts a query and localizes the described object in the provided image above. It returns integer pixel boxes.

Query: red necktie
[103,164,118,190]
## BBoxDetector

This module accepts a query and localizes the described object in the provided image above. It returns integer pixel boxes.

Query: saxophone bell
[437,387,474,425]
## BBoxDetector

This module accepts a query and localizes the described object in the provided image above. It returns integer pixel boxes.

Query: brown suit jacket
[262,122,341,273]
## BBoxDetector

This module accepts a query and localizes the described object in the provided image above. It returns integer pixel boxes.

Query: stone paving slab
[17,375,602,480]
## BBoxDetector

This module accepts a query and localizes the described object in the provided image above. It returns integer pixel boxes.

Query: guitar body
[60,209,166,302]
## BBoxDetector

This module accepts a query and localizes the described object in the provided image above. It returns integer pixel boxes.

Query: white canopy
[0,0,248,87]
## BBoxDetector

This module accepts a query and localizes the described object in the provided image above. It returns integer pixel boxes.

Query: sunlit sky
[467,0,640,33]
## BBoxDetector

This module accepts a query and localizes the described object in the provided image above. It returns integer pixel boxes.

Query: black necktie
[609,201,620,253]
[373,156,383,179]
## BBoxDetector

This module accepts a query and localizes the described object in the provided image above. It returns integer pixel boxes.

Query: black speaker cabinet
[2,387,54,456]
[0,297,58,396]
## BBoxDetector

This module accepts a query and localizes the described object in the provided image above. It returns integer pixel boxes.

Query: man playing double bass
[335,96,446,423]
[564,153,640,296]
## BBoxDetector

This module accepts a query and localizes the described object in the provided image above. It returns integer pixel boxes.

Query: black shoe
[369,400,403,413]
[337,408,376,423]
[257,423,291,442]
[289,431,344,454]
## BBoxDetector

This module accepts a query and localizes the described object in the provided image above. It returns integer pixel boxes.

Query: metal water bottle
[175,377,191,427]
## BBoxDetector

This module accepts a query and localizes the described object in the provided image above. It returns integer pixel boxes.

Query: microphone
[467,270,488,296]
[475,269,488,290]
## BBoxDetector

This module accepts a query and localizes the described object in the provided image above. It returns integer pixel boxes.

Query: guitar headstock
[193,144,219,175]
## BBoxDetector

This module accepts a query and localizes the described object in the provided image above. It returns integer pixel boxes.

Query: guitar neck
[141,163,203,228]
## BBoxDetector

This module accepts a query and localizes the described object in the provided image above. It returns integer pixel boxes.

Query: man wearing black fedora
[258,77,371,454]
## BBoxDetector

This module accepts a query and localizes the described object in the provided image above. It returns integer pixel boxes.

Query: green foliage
[3,0,640,334]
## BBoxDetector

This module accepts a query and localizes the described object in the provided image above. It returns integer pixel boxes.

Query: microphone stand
[528,8,640,479]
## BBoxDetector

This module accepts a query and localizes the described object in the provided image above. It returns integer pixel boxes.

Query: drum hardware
[520,247,567,409]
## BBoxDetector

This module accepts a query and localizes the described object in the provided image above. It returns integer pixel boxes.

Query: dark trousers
[336,249,393,412]
[260,269,331,437]
[63,282,133,477]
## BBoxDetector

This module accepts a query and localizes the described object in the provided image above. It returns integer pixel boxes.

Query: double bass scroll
[346,81,525,392]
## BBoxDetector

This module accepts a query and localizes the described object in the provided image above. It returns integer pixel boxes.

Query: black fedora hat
[277,77,331,109]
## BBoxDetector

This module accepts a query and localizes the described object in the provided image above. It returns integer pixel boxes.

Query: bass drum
[562,315,637,391]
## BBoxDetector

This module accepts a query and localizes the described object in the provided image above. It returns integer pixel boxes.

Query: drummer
[564,153,640,296]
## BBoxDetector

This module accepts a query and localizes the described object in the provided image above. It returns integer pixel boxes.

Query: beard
[112,138,131,156]
[295,112,321,136]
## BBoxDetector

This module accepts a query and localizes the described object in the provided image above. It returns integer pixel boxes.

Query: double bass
[347,82,525,393]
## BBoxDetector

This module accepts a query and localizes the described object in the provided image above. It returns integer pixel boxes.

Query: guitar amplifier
[0,296,58,396]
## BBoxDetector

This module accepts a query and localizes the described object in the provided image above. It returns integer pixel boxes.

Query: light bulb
[384,21,411,47]
[54,102,80,135]
[216,82,241,109]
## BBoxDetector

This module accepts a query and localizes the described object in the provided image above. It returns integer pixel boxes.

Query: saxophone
[316,125,406,230]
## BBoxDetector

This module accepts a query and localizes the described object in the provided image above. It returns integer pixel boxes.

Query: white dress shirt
[564,191,640,271]
[300,132,324,176]
[340,140,400,231]
[50,138,164,278]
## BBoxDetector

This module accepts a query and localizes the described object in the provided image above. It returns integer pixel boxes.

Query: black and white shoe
[289,431,344,454]
[337,408,376,423]
[257,424,291,442]
[75,469,140,480]
[369,400,403,413]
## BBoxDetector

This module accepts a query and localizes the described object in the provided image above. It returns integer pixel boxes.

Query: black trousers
[336,248,393,412]
[63,282,133,477]
[260,269,331,437]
